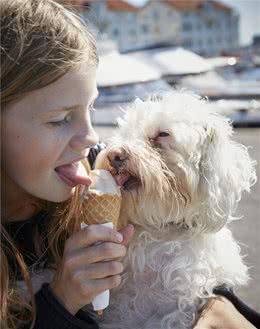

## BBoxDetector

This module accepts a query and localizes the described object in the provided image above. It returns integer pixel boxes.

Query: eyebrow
[49,106,77,114]
[37,106,77,120]
[45,92,99,115]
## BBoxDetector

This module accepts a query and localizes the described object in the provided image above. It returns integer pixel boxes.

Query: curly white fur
[94,91,257,329]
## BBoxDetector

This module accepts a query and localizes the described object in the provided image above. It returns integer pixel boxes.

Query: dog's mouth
[113,171,140,191]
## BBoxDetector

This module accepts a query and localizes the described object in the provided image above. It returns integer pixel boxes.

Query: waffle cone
[82,192,121,228]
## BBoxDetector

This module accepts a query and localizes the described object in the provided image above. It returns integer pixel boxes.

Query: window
[129,29,136,36]
[206,20,213,29]
[142,24,148,33]
[154,25,161,33]
[198,39,203,47]
[154,11,159,19]
[183,39,193,48]
[227,18,232,28]
[183,22,192,31]
[113,28,119,37]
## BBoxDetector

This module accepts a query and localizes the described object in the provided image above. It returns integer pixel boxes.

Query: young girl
[1,0,134,328]
[0,1,258,329]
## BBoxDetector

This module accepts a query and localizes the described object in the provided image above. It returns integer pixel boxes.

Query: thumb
[118,224,134,246]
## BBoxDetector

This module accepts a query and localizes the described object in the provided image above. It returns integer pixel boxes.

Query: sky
[128,0,260,46]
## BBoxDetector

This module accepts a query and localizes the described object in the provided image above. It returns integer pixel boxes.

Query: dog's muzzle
[107,148,127,171]
[107,148,140,191]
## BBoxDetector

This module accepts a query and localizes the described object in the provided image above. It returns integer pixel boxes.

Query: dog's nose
[107,149,127,169]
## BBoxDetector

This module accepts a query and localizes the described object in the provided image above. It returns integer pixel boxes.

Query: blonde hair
[0,0,97,327]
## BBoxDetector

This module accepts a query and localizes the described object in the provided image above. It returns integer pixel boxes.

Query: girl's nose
[69,124,99,153]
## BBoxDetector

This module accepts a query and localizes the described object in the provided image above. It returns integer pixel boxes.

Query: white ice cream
[89,169,121,195]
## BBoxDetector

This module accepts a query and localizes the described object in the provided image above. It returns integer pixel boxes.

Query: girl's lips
[55,161,92,187]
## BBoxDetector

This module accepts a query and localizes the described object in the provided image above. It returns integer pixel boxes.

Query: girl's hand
[50,224,134,315]
[193,296,256,329]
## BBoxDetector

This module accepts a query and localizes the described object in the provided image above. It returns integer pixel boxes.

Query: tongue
[55,162,92,186]
[114,173,131,187]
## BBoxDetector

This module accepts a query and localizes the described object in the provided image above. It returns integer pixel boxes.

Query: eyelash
[49,114,72,126]
[49,105,95,126]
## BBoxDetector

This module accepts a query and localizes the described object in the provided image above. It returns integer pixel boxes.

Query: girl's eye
[158,132,170,137]
[49,113,72,126]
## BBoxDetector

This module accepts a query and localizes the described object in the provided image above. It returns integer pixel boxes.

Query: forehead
[5,63,97,116]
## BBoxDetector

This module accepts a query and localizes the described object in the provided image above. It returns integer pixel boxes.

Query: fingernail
[127,224,134,230]
[116,232,123,242]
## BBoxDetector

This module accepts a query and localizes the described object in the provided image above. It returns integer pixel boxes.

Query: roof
[210,0,232,11]
[103,0,232,12]
[164,0,232,11]
[106,0,141,12]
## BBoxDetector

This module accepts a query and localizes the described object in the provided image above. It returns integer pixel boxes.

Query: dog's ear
[198,116,256,233]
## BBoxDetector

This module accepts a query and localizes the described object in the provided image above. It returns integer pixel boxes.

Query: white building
[174,0,239,56]
[83,0,180,52]
[82,0,239,56]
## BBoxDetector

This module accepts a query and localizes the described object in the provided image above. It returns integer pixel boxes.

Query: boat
[180,70,260,99]
[93,50,172,126]
[127,47,213,83]
[208,99,260,127]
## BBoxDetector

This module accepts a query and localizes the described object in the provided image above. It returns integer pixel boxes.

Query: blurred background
[59,0,260,310]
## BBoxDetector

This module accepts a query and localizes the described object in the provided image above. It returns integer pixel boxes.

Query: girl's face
[2,63,99,203]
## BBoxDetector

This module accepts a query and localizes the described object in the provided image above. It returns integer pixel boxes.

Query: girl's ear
[197,117,257,233]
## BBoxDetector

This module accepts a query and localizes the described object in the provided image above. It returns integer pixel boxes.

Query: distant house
[169,0,239,56]
[82,0,239,56]
[83,0,180,52]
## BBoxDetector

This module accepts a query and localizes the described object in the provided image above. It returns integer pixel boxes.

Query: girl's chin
[58,189,75,202]
[43,187,75,203]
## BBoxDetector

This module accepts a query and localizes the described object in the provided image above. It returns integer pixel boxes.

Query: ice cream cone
[81,169,122,229]
[82,193,121,228]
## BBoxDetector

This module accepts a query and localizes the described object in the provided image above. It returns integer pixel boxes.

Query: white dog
[94,91,257,329]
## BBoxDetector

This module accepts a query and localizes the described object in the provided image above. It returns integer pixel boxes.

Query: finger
[118,224,135,246]
[192,298,221,329]
[78,261,124,280]
[66,225,123,251]
[89,242,126,263]
[66,242,127,265]
[91,275,122,295]
[193,316,211,329]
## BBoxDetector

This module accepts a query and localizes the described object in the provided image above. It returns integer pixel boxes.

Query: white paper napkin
[80,222,113,313]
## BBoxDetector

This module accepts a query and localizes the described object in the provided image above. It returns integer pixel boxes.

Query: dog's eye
[158,132,170,137]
